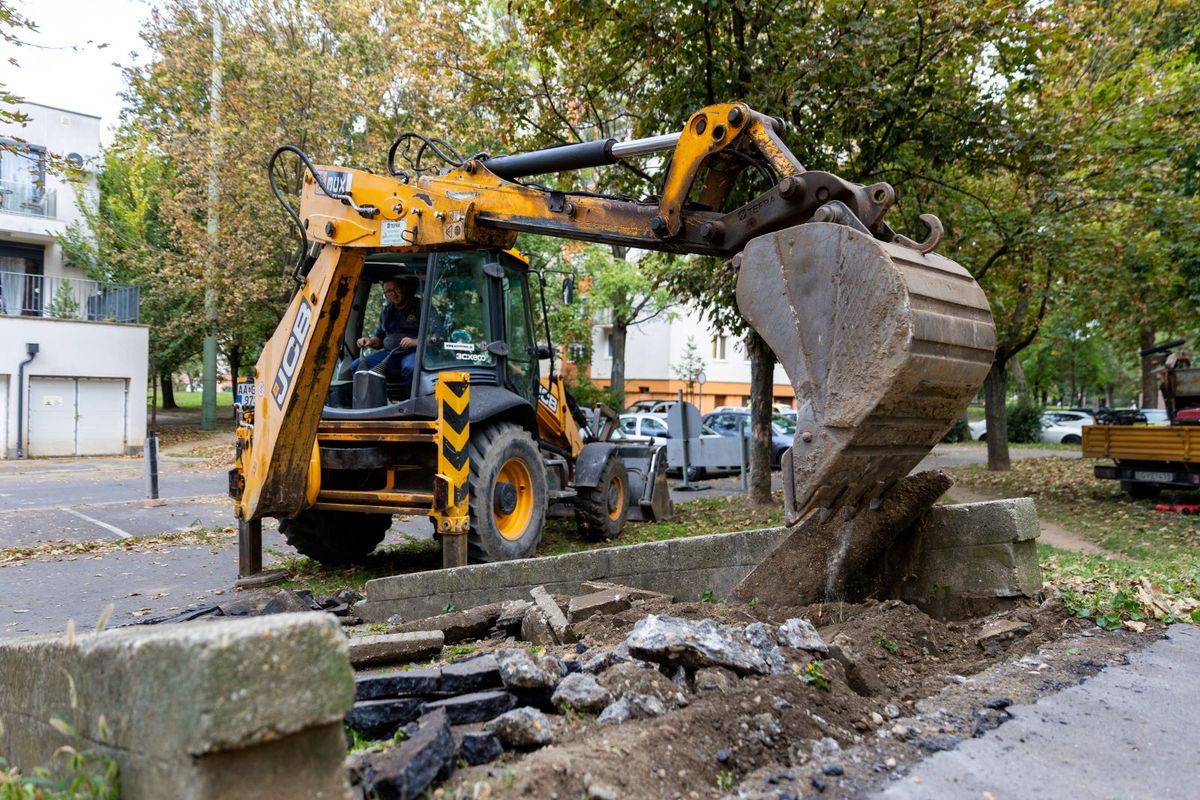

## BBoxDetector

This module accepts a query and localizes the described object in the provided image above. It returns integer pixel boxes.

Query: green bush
[1006,398,1044,443]
[566,375,622,411]
[941,417,971,443]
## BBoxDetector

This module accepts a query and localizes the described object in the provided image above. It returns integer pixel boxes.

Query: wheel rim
[606,474,626,521]
[494,457,535,540]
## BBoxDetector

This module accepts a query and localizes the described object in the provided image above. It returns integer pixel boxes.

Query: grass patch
[149,391,235,410]
[276,536,441,596]
[540,491,784,556]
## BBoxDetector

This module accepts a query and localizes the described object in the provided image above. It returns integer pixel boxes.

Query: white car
[613,413,736,477]
[969,410,1095,444]
[1142,408,1170,426]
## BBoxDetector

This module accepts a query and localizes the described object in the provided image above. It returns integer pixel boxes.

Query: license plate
[1134,470,1175,483]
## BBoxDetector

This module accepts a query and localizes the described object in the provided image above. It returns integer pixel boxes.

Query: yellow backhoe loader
[229,102,996,576]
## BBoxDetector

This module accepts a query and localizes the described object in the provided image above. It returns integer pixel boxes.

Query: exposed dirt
[429,592,1153,799]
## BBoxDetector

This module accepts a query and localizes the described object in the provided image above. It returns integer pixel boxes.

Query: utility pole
[201,7,222,431]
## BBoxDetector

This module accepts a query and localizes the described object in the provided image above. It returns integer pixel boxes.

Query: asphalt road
[875,624,1200,800]
[0,443,1073,636]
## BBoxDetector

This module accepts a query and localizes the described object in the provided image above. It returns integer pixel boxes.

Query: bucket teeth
[736,222,995,524]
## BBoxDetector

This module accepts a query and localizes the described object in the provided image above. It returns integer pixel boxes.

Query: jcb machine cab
[232,247,668,571]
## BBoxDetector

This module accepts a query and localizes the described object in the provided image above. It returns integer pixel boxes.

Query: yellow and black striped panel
[434,372,470,532]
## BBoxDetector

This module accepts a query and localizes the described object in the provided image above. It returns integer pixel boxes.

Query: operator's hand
[399,337,417,351]
[357,336,382,349]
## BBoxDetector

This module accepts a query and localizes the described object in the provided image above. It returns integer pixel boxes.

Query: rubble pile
[342,584,834,799]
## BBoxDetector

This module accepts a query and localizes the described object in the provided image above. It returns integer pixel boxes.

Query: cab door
[499,256,538,407]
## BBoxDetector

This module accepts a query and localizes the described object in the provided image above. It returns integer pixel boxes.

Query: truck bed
[1081,424,1200,462]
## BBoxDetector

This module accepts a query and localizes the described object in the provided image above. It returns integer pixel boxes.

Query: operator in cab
[352,275,421,391]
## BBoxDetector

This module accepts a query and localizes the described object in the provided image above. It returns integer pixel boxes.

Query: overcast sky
[2,0,150,142]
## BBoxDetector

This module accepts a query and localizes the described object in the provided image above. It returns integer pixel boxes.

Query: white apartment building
[590,310,795,413]
[0,102,147,457]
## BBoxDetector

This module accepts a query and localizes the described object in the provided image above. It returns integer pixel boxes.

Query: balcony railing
[0,179,57,219]
[0,271,140,323]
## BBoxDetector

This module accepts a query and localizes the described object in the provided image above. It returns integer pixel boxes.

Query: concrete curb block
[0,612,355,800]
[358,498,1044,624]
[357,527,789,622]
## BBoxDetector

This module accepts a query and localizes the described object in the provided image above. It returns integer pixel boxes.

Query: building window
[568,342,587,362]
[711,334,727,361]
[605,330,614,359]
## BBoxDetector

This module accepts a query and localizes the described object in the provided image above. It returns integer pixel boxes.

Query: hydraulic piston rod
[483,132,684,180]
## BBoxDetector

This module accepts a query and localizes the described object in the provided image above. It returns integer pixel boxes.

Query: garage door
[27,377,128,457]
[0,374,8,457]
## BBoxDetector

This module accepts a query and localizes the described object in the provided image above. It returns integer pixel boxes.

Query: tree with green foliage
[672,336,707,406]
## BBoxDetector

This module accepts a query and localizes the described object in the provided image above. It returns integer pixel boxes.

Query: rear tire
[575,456,630,541]
[279,510,391,564]
[467,422,548,562]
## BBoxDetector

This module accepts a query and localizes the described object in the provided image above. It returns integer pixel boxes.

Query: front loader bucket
[617,444,673,522]
[736,222,995,525]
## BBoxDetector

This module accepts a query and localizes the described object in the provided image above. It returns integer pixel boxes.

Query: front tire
[467,422,548,562]
[279,510,391,564]
[576,456,629,541]
[1062,434,1081,445]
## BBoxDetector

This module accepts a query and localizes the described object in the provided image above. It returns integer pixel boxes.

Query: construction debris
[486,707,555,748]
[348,631,444,668]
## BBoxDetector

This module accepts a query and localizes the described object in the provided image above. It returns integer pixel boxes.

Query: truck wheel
[575,456,630,541]
[1121,481,1161,500]
[467,422,548,562]
[279,510,391,564]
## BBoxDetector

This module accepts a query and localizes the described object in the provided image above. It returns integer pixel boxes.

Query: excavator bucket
[736,222,995,526]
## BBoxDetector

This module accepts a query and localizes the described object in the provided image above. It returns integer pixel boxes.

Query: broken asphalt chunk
[438,653,502,694]
[345,697,425,739]
[358,708,455,800]
[355,668,442,701]
[419,689,516,725]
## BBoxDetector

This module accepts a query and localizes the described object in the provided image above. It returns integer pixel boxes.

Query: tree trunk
[1106,383,1114,409]
[610,321,627,408]
[229,344,242,420]
[1140,323,1158,408]
[747,332,775,505]
[984,359,1010,471]
[160,370,177,410]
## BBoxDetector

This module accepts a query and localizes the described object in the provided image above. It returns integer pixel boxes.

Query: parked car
[970,410,1095,444]
[624,400,678,414]
[1142,408,1170,425]
[613,413,735,478]
[702,409,796,467]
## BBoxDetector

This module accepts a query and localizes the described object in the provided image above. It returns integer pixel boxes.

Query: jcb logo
[271,298,313,409]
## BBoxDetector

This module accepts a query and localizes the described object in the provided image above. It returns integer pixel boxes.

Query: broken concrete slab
[346,698,425,739]
[733,471,954,606]
[419,689,517,724]
[495,600,532,633]
[0,613,354,800]
[389,604,502,644]
[567,589,633,623]
[976,619,1033,655]
[624,615,772,675]
[218,589,314,617]
[530,586,572,642]
[355,668,442,701]
[438,654,501,695]
[578,581,673,602]
[551,672,613,713]
[486,706,554,748]
[357,708,454,800]
[349,631,444,668]
[778,618,829,653]
[520,607,559,646]
[597,691,668,724]
[496,647,562,690]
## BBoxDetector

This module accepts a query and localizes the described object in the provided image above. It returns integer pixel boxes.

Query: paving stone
[551,672,613,713]
[778,618,829,653]
[529,586,572,642]
[345,697,425,739]
[420,690,516,724]
[567,590,632,623]
[355,668,442,701]
[496,648,562,690]
[392,604,502,644]
[486,707,554,748]
[359,708,455,800]
[438,654,501,695]
[349,631,444,668]
[457,731,503,765]
[624,614,770,675]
